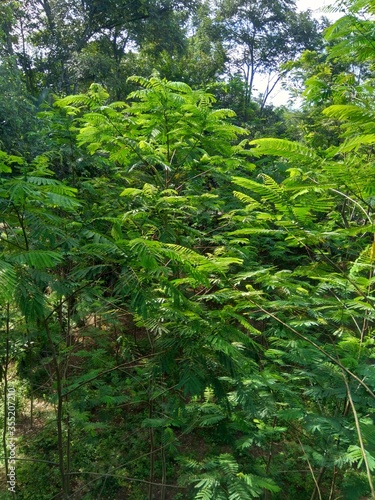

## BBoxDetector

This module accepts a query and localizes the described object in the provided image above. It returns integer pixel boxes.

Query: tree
[3,0,375,497]
[1,75,266,498]
[215,0,323,117]
[16,0,197,96]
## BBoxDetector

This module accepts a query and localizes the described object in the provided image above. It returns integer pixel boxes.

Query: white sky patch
[296,0,343,20]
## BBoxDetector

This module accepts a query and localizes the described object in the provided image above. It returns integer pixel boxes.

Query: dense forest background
[1,0,375,498]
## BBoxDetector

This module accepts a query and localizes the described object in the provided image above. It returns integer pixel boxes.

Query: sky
[297,0,337,17]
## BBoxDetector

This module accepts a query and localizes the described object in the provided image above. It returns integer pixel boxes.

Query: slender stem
[328,188,373,225]
[44,320,69,499]
[328,466,338,500]
[160,379,167,500]
[30,389,34,429]
[24,323,35,429]
[160,432,167,500]
[14,207,29,251]
[309,467,324,500]
[147,328,155,500]
[362,233,375,343]
[341,371,375,498]
[148,398,155,500]
[297,436,322,500]
[2,304,10,480]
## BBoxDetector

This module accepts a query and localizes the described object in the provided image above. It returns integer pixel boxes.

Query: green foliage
[2,6,375,495]
[55,76,248,194]
[215,0,323,112]
[180,453,280,499]
[229,94,375,494]
[0,61,38,156]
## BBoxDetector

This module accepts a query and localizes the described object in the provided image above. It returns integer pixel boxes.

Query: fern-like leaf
[250,138,321,162]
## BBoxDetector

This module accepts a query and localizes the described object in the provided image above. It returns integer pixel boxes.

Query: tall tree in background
[14,0,196,96]
[215,0,323,117]
[129,0,227,88]
[0,2,38,155]
[7,0,324,107]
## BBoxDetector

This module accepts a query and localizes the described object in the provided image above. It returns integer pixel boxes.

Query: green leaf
[10,250,63,269]
[0,261,16,301]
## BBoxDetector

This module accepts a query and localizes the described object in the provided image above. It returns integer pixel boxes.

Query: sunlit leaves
[56,75,247,194]
[180,453,280,499]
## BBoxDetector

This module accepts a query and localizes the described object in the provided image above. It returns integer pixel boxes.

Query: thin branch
[329,188,373,225]
[341,371,375,498]
[68,470,184,488]
[62,353,158,397]
[296,436,322,500]
[248,299,375,400]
